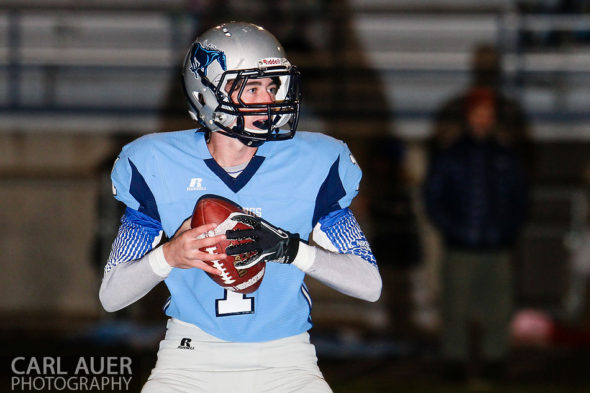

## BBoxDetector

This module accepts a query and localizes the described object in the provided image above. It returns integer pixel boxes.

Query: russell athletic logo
[187,178,206,191]
[177,338,194,350]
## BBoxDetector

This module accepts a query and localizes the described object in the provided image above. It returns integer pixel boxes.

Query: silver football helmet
[182,22,301,146]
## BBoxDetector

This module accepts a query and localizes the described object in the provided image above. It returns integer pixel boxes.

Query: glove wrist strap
[285,234,300,264]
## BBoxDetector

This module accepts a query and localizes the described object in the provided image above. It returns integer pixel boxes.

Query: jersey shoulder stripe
[312,156,346,226]
[128,159,161,222]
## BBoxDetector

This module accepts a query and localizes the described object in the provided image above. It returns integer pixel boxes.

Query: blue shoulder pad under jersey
[319,208,377,266]
[312,141,362,227]
[105,208,163,273]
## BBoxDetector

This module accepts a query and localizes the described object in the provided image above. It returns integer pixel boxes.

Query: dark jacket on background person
[424,134,528,250]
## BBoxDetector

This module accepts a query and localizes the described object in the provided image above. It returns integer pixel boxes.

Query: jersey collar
[194,130,273,193]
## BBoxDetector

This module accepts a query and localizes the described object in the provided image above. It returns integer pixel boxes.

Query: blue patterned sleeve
[317,208,377,266]
[104,207,164,273]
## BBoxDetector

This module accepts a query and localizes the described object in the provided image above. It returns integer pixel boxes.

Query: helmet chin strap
[213,116,283,148]
[211,128,266,147]
[238,120,267,147]
[236,134,265,147]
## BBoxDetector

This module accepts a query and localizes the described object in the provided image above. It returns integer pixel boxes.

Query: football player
[100,22,381,393]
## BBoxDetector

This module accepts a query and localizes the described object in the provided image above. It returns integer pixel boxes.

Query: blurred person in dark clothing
[431,44,531,165]
[424,87,529,382]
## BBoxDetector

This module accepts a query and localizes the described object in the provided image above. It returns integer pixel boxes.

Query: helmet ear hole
[192,91,206,108]
[197,93,205,107]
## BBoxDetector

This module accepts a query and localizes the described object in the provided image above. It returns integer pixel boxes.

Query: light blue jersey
[110,129,362,342]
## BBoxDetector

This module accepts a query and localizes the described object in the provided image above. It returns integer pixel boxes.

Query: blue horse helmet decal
[189,43,227,78]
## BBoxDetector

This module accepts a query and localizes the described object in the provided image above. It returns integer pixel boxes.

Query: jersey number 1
[216,290,255,316]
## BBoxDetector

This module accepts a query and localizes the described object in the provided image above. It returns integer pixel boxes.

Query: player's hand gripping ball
[191,195,265,294]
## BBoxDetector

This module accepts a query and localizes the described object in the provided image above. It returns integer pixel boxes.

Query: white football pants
[141,318,332,393]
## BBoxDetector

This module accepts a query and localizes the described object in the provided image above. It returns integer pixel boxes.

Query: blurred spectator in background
[563,227,590,322]
[563,170,590,324]
[367,136,423,336]
[431,44,532,168]
[424,85,529,382]
[369,136,421,271]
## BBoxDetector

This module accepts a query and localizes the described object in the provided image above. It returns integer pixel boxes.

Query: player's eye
[268,86,278,95]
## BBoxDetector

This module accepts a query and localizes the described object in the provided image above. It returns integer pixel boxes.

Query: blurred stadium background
[1,0,590,392]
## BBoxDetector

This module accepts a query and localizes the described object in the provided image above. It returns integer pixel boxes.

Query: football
[191,194,265,294]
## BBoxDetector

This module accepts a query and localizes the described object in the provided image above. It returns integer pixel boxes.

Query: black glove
[225,213,300,269]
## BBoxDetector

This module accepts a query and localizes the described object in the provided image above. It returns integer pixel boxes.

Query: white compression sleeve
[291,208,382,302]
[99,246,170,312]
[100,208,173,312]
[292,242,382,302]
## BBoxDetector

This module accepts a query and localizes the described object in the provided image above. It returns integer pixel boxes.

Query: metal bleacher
[0,2,191,132]
[1,1,589,138]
